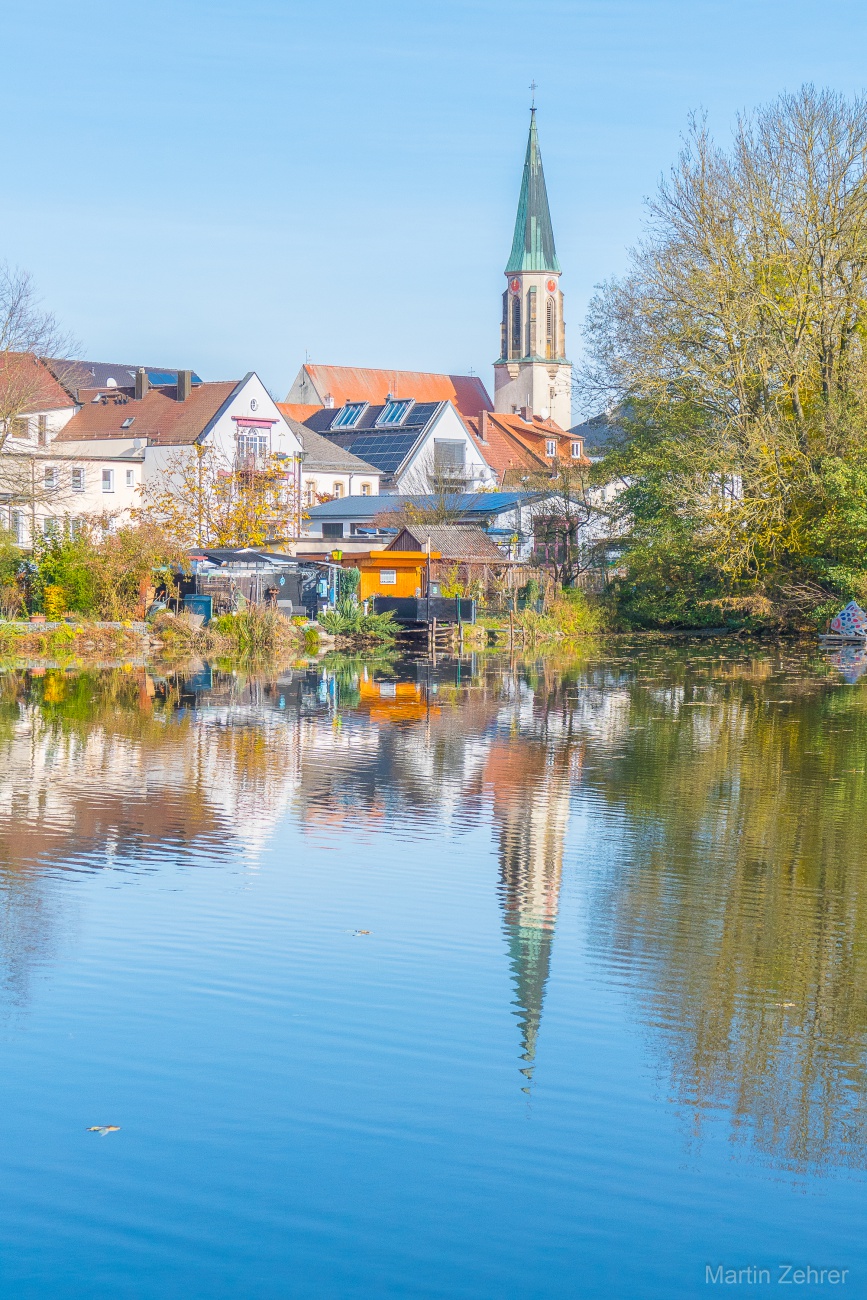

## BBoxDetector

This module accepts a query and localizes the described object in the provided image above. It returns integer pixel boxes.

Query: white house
[276,416,381,505]
[50,370,304,539]
[298,398,498,495]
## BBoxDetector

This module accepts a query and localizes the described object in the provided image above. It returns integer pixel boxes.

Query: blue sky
[2,0,866,407]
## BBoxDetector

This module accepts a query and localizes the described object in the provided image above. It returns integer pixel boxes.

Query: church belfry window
[510,292,521,358]
[527,286,537,356]
[546,298,556,359]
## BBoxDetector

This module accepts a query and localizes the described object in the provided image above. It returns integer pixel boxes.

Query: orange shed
[333,550,440,601]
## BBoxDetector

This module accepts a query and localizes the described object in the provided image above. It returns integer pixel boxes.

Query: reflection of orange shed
[357,678,441,722]
[336,550,441,601]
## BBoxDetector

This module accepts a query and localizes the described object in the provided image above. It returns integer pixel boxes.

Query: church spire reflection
[489,735,572,1087]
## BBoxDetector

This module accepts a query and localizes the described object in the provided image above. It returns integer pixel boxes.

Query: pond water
[0,643,866,1298]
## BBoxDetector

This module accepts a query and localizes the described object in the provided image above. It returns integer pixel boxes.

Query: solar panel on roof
[344,431,419,472]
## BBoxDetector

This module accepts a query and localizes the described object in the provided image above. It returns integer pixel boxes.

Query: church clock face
[546,279,557,292]
[509,278,520,293]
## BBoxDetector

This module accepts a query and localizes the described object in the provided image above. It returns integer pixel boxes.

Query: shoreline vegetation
[4,90,867,658]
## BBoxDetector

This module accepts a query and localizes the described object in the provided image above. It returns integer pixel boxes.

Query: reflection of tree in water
[586,648,867,1170]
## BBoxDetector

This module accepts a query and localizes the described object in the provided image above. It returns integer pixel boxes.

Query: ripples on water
[0,645,865,1298]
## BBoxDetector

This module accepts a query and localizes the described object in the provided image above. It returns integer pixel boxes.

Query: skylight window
[331,402,367,429]
[121,417,135,429]
[376,399,413,427]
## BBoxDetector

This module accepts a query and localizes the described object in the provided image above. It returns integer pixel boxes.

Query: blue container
[183,594,213,624]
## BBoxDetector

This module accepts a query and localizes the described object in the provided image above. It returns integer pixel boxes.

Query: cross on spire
[529,80,537,110]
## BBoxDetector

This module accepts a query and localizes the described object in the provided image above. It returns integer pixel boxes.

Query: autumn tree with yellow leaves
[135,445,298,549]
[583,86,867,626]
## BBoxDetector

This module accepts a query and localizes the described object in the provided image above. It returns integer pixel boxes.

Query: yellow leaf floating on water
[86,1126,120,1136]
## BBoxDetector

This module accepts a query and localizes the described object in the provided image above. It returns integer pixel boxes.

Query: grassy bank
[0,620,151,660]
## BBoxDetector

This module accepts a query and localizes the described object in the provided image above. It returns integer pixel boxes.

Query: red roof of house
[0,353,78,415]
[55,381,239,446]
[277,402,323,422]
[298,365,492,420]
[464,411,588,483]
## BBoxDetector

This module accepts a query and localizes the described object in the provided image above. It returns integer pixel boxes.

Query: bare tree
[0,449,85,544]
[0,264,75,455]
[521,459,606,587]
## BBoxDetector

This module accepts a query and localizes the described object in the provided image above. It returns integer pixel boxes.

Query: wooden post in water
[431,617,437,665]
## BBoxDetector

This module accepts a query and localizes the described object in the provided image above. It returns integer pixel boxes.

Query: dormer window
[331,402,367,429]
[376,399,414,427]
[546,439,556,457]
[571,441,582,458]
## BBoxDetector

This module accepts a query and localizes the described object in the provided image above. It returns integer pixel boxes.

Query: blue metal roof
[306,491,543,519]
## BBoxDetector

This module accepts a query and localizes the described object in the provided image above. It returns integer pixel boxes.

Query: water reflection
[1,644,866,1172]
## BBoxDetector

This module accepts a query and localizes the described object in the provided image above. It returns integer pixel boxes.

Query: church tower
[494,109,572,429]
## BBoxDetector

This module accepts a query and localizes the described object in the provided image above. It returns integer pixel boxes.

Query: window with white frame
[10,511,24,543]
[237,431,269,462]
[360,482,371,496]
[546,439,556,457]
[42,517,59,538]
[380,569,397,585]
[44,466,58,490]
[304,480,316,505]
[72,467,85,492]
[330,402,366,429]
[102,469,114,492]
[68,518,83,539]
[126,468,134,488]
[332,481,344,498]
[571,441,582,458]
[375,399,413,427]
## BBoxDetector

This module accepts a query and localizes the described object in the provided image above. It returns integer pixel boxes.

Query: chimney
[177,370,192,401]
[520,405,532,422]
[479,410,488,443]
[135,368,149,400]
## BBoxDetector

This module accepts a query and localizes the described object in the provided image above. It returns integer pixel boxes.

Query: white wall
[3,439,144,547]
[395,403,497,494]
[143,374,303,485]
[4,405,79,451]
[301,468,380,505]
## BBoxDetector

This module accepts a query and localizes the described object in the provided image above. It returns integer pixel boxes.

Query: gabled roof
[302,400,444,482]
[47,359,202,394]
[464,411,585,482]
[54,380,239,446]
[288,364,492,420]
[278,414,380,475]
[0,353,78,414]
[506,109,561,275]
[280,402,324,422]
[387,524,505,561]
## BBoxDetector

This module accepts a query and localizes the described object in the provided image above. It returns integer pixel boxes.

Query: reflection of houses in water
[486,736,574,1087]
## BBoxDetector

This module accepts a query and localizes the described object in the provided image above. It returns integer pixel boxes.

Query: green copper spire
[506,108,561,275]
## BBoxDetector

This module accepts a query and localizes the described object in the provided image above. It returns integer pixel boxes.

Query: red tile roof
[277,402,323,422]
[0,353,78,414]
[54,381,239,446]
[465,411,588,483]
[297,365,492,420]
